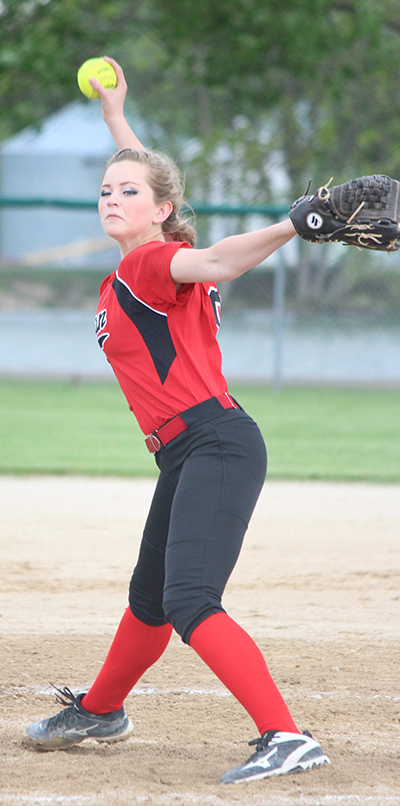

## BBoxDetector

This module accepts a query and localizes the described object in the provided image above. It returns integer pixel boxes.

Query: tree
[0,0,146,138]
[3,0,400,187]
[149,0,400,184]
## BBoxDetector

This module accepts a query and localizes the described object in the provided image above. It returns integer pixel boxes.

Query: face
[98,160,172,255]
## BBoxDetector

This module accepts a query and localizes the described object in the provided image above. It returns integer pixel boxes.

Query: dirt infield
[0,475,399,806]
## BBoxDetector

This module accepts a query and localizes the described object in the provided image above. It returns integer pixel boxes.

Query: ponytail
[162,207,196,247]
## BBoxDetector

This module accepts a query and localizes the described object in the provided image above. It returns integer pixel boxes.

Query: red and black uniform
[83,240,298,738]
[95,240,227,434]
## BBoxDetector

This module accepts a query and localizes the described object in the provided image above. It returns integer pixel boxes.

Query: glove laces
[317,177,333,200]
[346,201,366,223]
[318,177,366,224]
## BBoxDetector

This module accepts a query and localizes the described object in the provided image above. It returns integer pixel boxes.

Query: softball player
[23,58,330,784]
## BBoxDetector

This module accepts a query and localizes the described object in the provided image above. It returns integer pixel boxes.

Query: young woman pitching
[23,58,330,785]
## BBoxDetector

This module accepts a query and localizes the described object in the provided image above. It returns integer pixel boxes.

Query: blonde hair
[103,148,196,247]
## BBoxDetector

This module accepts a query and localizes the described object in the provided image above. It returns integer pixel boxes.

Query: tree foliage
[2,0,400,195]
[0,0,146,137]
[150,0,400,187]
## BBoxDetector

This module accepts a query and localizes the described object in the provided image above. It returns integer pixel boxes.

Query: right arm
[170,219,296,284]
[90,57,146,151]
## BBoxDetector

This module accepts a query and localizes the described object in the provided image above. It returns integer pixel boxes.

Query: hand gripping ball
[77,58,117,99]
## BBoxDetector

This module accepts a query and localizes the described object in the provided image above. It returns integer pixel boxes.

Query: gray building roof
[1,100,146,156]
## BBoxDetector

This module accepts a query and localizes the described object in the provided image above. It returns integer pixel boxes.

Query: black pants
[129,397,267,644]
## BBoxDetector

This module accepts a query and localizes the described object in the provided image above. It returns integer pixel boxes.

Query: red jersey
[95,240,228,434]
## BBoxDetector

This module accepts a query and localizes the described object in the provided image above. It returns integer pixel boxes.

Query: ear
[153,200,173,224]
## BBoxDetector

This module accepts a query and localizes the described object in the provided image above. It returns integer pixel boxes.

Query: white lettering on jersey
[94,308,110,350]
[94,309,107,334]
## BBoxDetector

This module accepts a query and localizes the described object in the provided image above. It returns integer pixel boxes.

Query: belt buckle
[145,433,162,454]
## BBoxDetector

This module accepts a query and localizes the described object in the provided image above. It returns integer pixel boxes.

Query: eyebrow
[101,181,141,188]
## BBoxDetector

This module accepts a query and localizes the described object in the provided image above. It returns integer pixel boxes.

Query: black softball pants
[128,397,267,644]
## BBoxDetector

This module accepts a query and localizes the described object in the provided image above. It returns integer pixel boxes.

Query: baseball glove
[289,175,400,252]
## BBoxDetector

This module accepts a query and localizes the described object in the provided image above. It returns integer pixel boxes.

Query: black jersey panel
[112,276,176,385]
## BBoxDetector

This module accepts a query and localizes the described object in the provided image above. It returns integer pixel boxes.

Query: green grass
[0,379,399,482]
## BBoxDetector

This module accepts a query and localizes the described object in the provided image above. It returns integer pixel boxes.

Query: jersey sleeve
[118,241,193,310]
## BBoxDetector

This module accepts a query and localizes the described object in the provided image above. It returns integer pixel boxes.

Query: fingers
[102,55,121,71]
[88,59,127,112]
[102,56,127,89]
[89,77,103,95]
[86,57,127,98]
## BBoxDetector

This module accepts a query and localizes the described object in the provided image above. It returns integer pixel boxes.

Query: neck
[118,228,165,259]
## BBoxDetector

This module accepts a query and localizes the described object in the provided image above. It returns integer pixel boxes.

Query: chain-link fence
[0,199,399,388]
[208,213,400,389]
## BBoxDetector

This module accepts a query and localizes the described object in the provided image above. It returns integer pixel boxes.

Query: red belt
[145,393,239,454]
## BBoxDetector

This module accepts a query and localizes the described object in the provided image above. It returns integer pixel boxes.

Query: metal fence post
[272,248,286,393]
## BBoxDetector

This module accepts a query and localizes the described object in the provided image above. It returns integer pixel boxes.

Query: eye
[123,188,138,196]
[100,189,111,197]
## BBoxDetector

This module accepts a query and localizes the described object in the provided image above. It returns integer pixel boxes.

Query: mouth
[106,213,123,220]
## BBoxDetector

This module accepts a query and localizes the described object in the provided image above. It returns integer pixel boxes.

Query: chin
[103,221,124,236]
[101,224,122,242]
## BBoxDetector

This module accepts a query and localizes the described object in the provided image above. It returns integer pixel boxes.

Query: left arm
[170,219,296,284]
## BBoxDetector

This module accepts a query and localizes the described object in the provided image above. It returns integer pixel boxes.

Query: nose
[106,192,119,206]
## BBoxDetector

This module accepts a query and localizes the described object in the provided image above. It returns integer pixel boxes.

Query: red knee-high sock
[189,612,299,736]
[81,608,173,714]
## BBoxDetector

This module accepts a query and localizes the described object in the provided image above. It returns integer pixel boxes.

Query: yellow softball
[77,58,117,99]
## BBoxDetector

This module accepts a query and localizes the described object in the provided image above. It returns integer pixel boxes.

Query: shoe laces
[50,683,79,708]
[248,730,278,753]
[248,729,313,754]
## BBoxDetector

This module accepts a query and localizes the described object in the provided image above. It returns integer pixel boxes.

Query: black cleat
[221,730,330,784]
[23,685,133,751]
